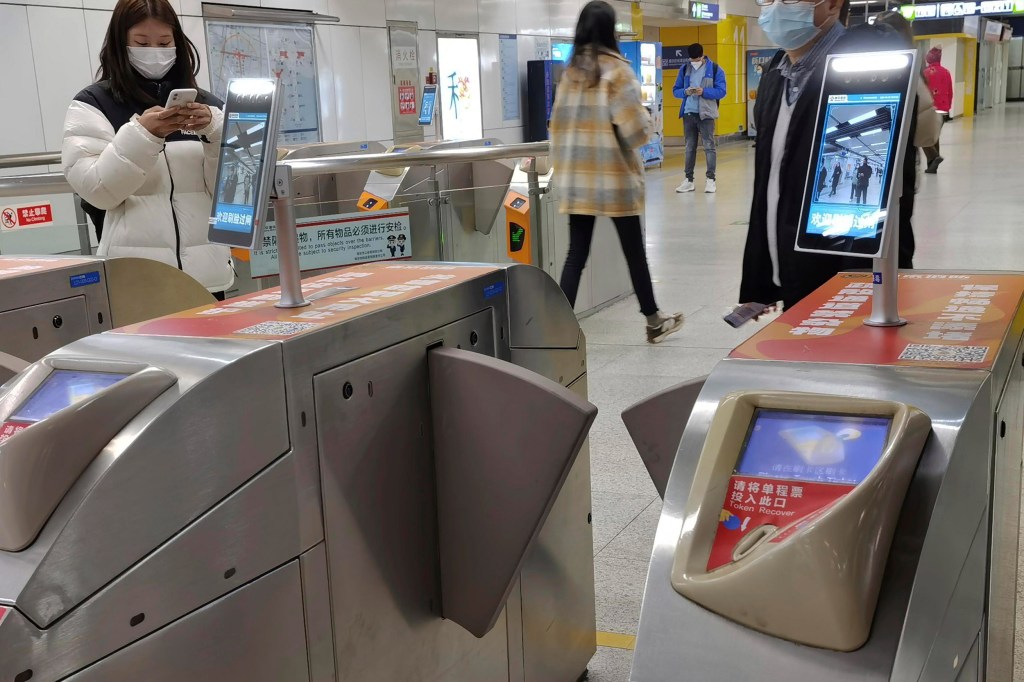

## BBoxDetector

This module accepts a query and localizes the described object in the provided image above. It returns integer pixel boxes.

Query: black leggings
[559,214,659,316]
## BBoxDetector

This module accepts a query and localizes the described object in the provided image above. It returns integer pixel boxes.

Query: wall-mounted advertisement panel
[206,22,322,145]
[437,36,484,141]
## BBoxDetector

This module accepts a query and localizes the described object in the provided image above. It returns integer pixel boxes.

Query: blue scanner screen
[10,370,129,423]
[735,410,891,485]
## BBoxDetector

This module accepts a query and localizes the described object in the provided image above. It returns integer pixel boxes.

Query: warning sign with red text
[1,202,54,230]
[708,475,853,571]
[0,421,31,444]
[398,85,417,115]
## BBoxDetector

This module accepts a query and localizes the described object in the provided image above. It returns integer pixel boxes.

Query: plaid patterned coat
[549,49,652,218]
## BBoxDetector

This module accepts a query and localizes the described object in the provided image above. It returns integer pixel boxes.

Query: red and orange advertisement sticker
[731,272,1024,370]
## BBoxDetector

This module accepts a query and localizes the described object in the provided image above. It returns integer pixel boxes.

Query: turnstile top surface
[113,261,503,342]
[732,271,1024,371]
[0,256,101,282]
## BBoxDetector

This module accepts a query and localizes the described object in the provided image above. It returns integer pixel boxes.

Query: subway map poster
[206,22,322,145]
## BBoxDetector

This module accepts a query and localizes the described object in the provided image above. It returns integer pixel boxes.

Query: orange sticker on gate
[731,272,1024,370]
[114,262,502,341]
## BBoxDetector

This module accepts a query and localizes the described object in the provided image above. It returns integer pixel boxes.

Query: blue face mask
[758,1,823,51]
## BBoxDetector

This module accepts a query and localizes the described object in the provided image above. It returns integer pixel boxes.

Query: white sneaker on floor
[676,180,696,193]
[646,313,684,344]
[705,179,717,193]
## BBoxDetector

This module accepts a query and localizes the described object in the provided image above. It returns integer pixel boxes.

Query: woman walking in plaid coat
[550,0,683,344]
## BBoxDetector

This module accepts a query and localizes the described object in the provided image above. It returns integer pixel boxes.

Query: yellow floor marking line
[596,631,637,650]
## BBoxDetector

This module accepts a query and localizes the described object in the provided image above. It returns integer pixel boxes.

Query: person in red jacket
[923,47,953,173]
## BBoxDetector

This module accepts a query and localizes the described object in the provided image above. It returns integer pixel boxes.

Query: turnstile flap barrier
[103,258,215,328]
[0,363,176,552]
[428,347,597,638]
[622,375,708,498]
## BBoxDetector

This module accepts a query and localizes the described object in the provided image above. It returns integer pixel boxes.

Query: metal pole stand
[865,193,905,328]
[525,159,547,269]
[271,163,309,309]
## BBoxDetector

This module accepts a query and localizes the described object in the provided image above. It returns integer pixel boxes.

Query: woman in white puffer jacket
[62,0,233,297]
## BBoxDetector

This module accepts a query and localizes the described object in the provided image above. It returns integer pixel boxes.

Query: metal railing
[0,152,61,171]
[0,142,550,199]
[0,141,553,269]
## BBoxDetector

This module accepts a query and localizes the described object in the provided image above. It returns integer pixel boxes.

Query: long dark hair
[97,0,200,105]
[569,0,620,86]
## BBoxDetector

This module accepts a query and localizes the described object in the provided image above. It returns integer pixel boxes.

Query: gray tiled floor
[584,102,1024,681]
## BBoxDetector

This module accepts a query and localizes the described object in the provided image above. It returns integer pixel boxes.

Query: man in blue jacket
[673,43,727,193]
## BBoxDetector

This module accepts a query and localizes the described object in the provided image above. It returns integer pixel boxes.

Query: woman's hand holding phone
[138,106,188,138]
[180,102,212,132]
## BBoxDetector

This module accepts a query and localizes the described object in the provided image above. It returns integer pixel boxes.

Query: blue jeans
[683,113,717,181]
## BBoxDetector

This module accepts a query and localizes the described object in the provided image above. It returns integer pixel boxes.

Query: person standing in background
[830,161,842,197]
[673,43,727,194]
[62,0,233,299]
[923,47,953,173]
[550,0,684,344]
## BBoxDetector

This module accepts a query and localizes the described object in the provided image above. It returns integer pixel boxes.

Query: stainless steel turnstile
[626,271,1024,682]
[0,255,214,384]
[0,262,598,682]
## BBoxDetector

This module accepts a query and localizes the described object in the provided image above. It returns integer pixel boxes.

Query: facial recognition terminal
[796,51,917,258]
[208,78,283,250]
[670,391,931,652]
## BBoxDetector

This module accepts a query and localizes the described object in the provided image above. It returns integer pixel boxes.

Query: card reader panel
[671,391,930,651]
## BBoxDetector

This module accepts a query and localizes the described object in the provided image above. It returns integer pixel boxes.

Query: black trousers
[560,214,659,317]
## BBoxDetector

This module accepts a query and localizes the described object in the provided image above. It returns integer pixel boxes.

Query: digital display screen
[551,42,574,63]
[10,370,129,423]
[805,93,900,241]
[510,197,526,209]
[419,84,437,126]
[212,111,271,235]
[735,410,891,485]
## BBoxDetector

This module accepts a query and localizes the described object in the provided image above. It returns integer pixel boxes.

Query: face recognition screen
[806,94,900,239]
[212,111,271,234]
[797,51,915,258]
[10,370,129,423]
[735,410,891,485]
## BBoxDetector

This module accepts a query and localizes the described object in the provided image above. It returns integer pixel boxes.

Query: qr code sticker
[898,343,989,364]
[234,321,321,337]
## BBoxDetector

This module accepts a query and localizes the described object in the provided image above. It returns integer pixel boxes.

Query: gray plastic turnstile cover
[428,347,597,638]
[622,375,708,498]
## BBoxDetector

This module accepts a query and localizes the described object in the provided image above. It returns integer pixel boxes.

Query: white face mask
[128,46,176,80]
[691,59,703,68]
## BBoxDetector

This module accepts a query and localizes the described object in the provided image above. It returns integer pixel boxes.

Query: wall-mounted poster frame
[205,19,323,145]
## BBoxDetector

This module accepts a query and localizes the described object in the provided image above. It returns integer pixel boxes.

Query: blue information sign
[419,84,437,126]
[662,45,688,70]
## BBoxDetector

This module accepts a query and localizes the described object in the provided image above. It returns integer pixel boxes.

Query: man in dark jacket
[738,0,903,310]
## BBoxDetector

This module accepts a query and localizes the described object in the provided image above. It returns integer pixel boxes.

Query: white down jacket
[62,84,233,292]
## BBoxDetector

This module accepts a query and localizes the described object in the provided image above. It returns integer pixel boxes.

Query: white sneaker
[646,312,684,344]
[705,179,717,193]
[676,180,696,193]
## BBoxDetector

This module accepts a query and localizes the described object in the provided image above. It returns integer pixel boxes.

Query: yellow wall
[962,37,977,117]
[661,18,749,138]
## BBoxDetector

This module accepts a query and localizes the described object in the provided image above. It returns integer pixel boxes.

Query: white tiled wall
[0,0,594,156]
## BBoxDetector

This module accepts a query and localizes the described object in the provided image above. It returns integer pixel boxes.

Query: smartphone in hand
[165,88,198,109]
[724,302,768,328]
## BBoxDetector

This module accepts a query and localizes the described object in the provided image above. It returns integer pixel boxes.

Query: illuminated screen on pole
[735,410,891,486]
[805,94,900,240]
[796,51,915,258]
[208,78,281,250]
[437,36,484,141]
